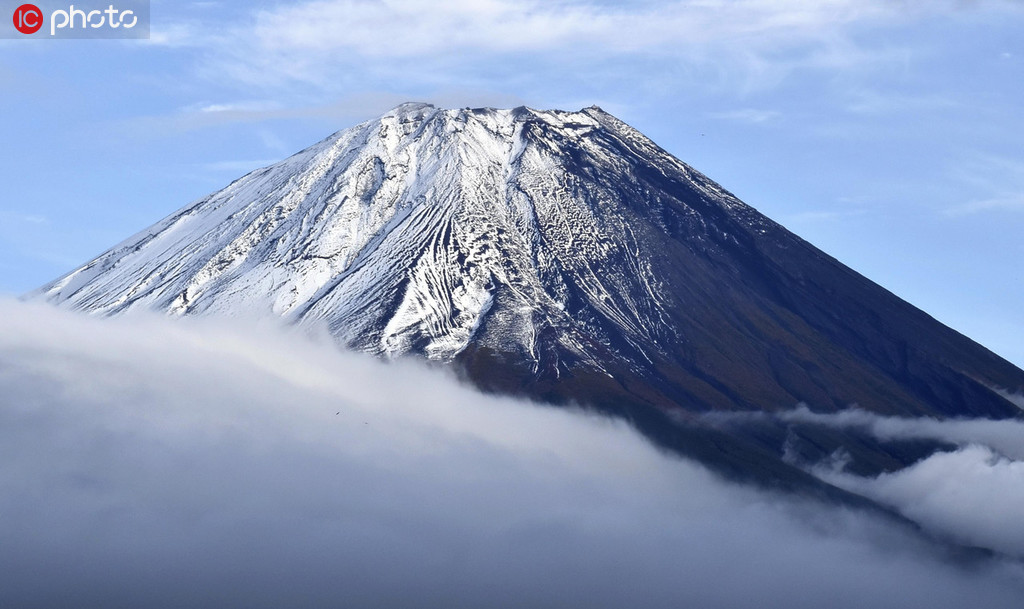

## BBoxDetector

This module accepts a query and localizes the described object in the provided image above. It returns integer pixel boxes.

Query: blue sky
[1,0,1022,367]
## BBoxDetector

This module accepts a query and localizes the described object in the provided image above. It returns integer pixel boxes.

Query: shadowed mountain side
[453,111,1024,421]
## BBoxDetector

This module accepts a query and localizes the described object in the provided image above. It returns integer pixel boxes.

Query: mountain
[31,102,1024,488]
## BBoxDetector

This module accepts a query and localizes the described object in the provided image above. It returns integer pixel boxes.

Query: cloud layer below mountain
[757,406,1024,557]
[1,300,1022,608]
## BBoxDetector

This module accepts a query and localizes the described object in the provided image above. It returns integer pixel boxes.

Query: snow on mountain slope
[36,104,685,370]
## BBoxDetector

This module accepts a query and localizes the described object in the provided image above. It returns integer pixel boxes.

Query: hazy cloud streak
[775,405,1024,460]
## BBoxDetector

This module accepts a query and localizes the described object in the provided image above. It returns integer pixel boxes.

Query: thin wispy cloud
[993,387,1024,410]
[778,206,869,226]
[709,108,782,123]
[187,100,282,114]
[0,211,48,226]
[193,0,952,90]
[843,89,961,116]
[203,159,281,173]
[2,301,1023,608]
[122,95,403,134]
[127,91,529,134]
[946,195,1024,216]
[945,152,1024,216]
[143,21,198,47]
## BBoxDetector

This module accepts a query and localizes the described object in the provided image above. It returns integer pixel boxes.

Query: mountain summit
[35,103,1023,421]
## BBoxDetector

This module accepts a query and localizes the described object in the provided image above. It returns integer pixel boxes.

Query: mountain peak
[371,102,611,137]
[382,101,437,119]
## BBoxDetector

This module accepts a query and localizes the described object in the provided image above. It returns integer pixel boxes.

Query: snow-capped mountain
[34,103,1024,437]
[39,103,670,365]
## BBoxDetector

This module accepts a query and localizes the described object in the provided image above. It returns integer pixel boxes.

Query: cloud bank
[759,406,1024,558]
[1,300,1022,608]
[819,446,1024,558]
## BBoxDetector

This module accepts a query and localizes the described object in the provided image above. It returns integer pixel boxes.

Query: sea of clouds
[1,300,1022,608]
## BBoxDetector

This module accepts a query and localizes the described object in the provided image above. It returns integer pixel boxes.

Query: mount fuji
[32,103,1024,488]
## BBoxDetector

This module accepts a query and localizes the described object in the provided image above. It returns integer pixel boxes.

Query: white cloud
[727,406,1024,556]
[196,0,932,89]
[2,301,1024,607]
[241,0,900,59]
[818,446,1024,558]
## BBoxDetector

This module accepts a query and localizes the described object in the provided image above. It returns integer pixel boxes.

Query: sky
[3,300,1024,607]
[0,0,1022,367]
